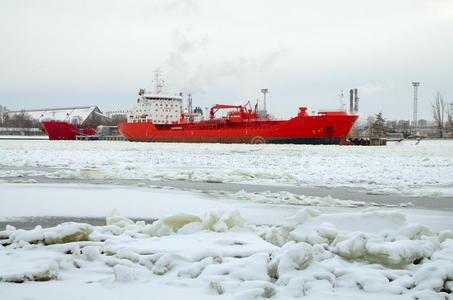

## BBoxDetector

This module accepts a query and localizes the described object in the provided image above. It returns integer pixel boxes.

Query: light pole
[412,82,420,134]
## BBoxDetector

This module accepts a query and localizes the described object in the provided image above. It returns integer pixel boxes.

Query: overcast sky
[1,0,452,120]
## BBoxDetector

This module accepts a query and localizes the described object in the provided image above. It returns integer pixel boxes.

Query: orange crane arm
[209,104,244,119]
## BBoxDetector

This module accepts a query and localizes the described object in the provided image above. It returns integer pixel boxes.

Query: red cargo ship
[118,73,358,144]
[119,104,357,144]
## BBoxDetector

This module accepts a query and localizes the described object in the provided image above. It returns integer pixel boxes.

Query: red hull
[41,121,96,140]
[119,110,358,145]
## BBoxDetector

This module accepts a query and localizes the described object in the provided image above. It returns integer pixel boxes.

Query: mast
[188,94,193,114]
[153,69,164,94]
[338,90,345,111]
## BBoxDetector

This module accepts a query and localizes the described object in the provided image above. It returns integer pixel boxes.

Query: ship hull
[118,113,358,145]
[41,121,96,140]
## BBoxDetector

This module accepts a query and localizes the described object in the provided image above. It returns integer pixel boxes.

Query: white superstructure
[127,71,183,124]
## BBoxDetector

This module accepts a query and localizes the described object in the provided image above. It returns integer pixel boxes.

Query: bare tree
[447,103,453,137]
[0,105,8,126]
[432,92,445,138]
[369,112,386,138]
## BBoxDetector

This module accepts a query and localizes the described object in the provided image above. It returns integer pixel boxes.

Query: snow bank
[1,209,453,299]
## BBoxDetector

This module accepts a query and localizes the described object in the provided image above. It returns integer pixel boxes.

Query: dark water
[2,173,452,231]
[3,175,453,211]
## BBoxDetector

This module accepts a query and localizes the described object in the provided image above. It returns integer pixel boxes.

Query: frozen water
[0,139,452,197]
[1,139,452,299]
[1,209,453,299]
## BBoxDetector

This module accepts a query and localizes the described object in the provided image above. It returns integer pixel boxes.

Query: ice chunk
[366,239,438,266]
[269,241,313,283]
[286,208,320,226]
[113,264,137,282]
[152,253,186,275]
[177,222,203,234]
[393,223,433,240]
[333,233,437,266]
[438,230,453,243]
[162,213,202,232]
[202,210,245,232]
[0,249,60,283]
[413,260,453,292]
[209,281,224,295]
[316,222,338,242]
[259,226,293,247]
[143,213,202,237]
[106,210,134,228]
[82,245,101,261]
[5,225,16,231]
[10,222,93,245]
[333,233,368,259]
[432,240,453,262]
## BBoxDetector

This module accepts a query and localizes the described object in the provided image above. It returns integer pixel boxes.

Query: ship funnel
[261,88,268,117]
[354,89,359,114]
[349,89,354,115]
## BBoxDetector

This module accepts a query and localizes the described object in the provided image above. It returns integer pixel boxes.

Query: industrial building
[3,106,110,128]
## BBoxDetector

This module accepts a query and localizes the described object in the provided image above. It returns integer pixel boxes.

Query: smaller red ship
[36,106,110,140]
[41,121,97,140]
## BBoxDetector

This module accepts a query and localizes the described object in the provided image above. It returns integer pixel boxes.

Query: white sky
[0,0,452,120]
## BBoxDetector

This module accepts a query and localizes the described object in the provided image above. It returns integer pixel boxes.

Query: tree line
[432,92,453,138]
[0,107,41,128]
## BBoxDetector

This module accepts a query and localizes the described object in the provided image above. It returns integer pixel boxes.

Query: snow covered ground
[0,139,452,197]
[1,140,453,299]
[1,183,453,299]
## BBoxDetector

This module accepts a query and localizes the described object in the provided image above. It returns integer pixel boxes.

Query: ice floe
[1,209,452,299]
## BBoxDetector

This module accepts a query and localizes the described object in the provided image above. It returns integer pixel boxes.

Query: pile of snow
[0,139,452,197]
[1,209,452,299]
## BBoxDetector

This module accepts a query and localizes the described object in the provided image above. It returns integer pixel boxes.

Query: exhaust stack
[349,89,354,115]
